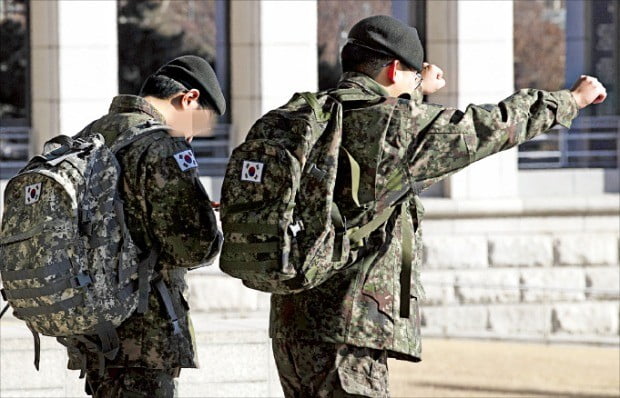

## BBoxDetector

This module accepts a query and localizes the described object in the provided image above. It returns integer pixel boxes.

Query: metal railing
[189,123,231,177]
[518,115,620,169]
[0,126,29,179]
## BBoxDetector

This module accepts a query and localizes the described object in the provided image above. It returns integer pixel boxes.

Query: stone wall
[419,196,620,343]
[182,195,620,345]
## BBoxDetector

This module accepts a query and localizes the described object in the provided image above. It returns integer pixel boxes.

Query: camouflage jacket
[270,72,579,361]
[66,95,220,369]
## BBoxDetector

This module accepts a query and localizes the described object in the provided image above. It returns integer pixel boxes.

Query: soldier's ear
[386,61,397,83]
[181,89,201,110]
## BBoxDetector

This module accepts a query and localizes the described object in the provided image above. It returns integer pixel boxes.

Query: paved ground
[388,338,620,398]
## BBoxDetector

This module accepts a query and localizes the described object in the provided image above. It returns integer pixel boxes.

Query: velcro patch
[241,160,264,183]
[25,183,42,205]
[174,149,198,172]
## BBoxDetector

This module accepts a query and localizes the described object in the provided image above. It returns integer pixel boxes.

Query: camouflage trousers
[272,339,389,398]
[84,367,180,398]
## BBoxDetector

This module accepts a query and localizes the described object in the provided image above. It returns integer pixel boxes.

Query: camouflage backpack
[219,90,409,294]
[0,120,167,369]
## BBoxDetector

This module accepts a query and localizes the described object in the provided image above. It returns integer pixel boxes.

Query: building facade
[0,1,618,396]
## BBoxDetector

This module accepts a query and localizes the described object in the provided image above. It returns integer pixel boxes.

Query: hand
[570,75,607,109]
[421,62,446,95]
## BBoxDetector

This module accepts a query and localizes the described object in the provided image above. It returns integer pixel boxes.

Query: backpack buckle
[308,164,326,181]
[171,319,182,336]
[288,220,304,237]
[71,272,93,289]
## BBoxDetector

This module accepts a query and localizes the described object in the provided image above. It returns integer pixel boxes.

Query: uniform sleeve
[407,89,579,188]
[141,140,220,268]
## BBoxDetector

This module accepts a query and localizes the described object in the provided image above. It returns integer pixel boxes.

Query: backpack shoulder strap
[110,120,171,154]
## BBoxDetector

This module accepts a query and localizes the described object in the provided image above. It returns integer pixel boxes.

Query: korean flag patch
[174,149,198,172]
[241,160,264,183]
[25,183,42,205]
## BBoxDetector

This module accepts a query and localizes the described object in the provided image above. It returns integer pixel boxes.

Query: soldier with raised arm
[269,15,606,397]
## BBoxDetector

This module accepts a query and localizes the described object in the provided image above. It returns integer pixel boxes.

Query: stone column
[426,0,517,199]
[30,0,118,155]
[230,0,318,147]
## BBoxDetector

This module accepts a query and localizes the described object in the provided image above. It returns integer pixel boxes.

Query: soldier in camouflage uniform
[62,56,225,397]
[269,15,607,397]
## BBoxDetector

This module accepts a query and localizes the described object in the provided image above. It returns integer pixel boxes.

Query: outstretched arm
[407,75,607,188]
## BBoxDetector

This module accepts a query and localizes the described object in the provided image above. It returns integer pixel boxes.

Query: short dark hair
[139,74,213,110]
[341,43,394,78]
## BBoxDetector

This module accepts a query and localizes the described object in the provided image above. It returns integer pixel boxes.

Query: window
[117,0,230,176]
[0,0,29,179]
[516,0,619,169]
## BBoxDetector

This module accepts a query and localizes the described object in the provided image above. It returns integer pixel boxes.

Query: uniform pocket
[336,347,389,398]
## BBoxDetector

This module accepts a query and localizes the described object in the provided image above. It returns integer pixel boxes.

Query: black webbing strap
[56,336,87,378]
[137,249,158,314]
[222,223,279,236]
[218,259,280,271]
[1,259,72,281]
[75,335,106,376]
[153,278,182,336]
[4,272,91,300]
[330,203,347,262]
[399,203,413,318]
[13,294,83,318]
[0,303,9,319]
[29,326,41,370]
[220,241,279,254]
[94,321,120,361]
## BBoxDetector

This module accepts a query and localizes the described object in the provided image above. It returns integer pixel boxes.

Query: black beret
[347,15,424,71]
[155,55,226,115]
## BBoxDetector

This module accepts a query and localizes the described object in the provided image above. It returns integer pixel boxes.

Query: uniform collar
[108,95,166,123]
[338,72,390,97]
[337,71,423,105]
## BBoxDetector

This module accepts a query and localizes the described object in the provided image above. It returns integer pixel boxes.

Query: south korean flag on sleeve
[241,160,264,183]
[173,149,198,172]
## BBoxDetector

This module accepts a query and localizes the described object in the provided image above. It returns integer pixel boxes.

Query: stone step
[0,312,282,397]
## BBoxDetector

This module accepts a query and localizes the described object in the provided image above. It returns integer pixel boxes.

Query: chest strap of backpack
[399,202,414,318]
[347,170,424,318]
[347,203,413,318]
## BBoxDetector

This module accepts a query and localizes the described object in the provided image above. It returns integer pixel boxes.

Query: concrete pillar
[230,0,318,147]
[426,0,517,199]
[30,0,118,155]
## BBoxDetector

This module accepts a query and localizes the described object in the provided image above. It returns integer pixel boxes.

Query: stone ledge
[423,195,620,219]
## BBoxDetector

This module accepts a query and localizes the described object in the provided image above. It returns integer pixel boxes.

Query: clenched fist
[421,62,446,95]
[571,75,607,109]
